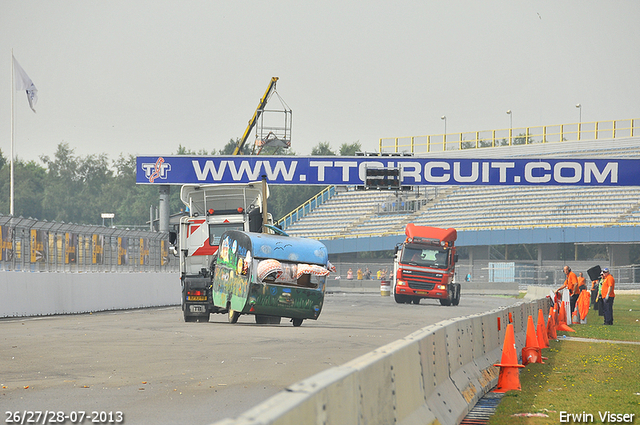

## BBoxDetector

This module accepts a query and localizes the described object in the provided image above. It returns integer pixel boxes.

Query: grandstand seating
[283,137,640,240]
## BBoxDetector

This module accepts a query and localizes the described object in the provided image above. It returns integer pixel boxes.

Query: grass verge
[489,294,640,424]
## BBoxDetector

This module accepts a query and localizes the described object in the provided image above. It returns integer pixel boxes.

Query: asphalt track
[1,293,521,425]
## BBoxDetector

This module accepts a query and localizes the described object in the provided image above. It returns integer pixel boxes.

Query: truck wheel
[269,316,282,325]
[255,315,269,324]
[394,293,406,304]
[292,318,303,327]
[228,309,240,324]
[412,298,420,305]
[183,307,197,322]
[452,284,461,306]
[440,287,454,306]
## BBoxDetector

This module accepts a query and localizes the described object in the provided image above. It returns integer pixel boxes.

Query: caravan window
[255,259,327,289]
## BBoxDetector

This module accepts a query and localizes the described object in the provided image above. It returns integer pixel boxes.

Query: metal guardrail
[277,185,335,229]
[379,118,639,153]
[328,261,640,287]
[0,215,177,273]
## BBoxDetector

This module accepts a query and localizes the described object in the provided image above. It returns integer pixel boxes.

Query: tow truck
[175,77,291,322]
[177,182,270,321]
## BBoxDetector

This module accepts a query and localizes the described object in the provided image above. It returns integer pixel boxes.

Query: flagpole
[10,49,15,216]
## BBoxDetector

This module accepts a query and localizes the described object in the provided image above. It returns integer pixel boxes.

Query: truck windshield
[209,223,244,246]
[401,246,448,268]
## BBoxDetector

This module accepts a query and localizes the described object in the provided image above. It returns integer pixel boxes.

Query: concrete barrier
[211,298,549,425]
[0,271,180,318]
[524,285,554,301]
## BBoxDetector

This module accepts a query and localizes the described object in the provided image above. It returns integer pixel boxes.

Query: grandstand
[283,139,640,240]
[280,120,640,254]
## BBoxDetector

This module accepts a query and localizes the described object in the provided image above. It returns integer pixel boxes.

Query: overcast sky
[2,1,639,164]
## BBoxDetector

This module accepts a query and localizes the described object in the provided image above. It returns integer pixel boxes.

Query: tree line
[0,140,361,227]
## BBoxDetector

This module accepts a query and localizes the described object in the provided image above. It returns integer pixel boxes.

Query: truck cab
[393,223,460,306]
[176,182,269,322]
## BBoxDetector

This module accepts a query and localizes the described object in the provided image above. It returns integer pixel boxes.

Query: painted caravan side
[212,230,330,326]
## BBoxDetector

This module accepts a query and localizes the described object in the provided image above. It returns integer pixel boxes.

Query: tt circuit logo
[141,157,171,183]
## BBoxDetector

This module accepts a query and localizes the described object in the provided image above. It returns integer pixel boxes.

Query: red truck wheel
[452,284,461,306]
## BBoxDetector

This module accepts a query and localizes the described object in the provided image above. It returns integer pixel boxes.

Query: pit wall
[0,272,180,318]
[213,298,550,425]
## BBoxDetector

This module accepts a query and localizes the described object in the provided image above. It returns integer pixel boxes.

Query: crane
[233,77,280,155]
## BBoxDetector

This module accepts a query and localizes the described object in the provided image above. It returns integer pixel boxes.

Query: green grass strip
[489,294,640,424]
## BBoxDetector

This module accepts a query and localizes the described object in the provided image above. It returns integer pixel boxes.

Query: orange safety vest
[601,274,615,298]
[576,276,586,293]
[565,271,578,294]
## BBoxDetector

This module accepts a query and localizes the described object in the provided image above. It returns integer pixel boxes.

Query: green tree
[101,154,161,227]
[40,143,117,224]
[0,158,47,218]
[76,153,113,223]
[175,144,215,156]
[512,133,536,145]
[219,138,252,155]
[176,144,196,155]
[339,141,362,156]
[311,142,336,156]
[40,143,84,222]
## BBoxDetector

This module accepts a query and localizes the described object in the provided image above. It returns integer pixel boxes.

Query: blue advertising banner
[136,156,638,186]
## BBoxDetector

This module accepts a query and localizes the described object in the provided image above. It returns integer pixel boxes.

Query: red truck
[392,223,460,306]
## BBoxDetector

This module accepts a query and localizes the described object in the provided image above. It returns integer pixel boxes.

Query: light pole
[576,103,582,122]
[441,115,447,149]
[576,104,582,140]
[506,110,512,145]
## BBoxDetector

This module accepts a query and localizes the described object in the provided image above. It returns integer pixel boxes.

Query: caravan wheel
[228,309,240,324]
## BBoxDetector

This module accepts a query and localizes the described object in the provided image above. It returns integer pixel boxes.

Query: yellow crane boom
[232,77,279,155]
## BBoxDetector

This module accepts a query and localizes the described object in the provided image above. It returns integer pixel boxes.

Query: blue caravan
[211,230,331,326]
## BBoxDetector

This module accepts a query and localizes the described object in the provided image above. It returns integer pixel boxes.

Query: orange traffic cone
[537,309,550,349]
[547,307,558,340]
[556,301,576,333]
[522,315,542,365]
[493,323,525,392]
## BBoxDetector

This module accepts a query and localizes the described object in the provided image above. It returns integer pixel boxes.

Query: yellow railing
[379,118,639,154]
[310,221,640,241]
[276,185,335,229]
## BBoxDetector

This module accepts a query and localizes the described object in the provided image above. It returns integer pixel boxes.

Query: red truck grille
[408,281,435,290]
[401,269,444,290]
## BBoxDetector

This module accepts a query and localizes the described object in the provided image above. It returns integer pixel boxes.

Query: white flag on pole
[13,56,38,113]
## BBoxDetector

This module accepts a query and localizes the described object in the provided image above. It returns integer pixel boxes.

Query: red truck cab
[393,223,460,306]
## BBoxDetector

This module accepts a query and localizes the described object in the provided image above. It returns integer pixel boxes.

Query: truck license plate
[187,295,207,301]
[416,290,430,295]
[189,305,206,313]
